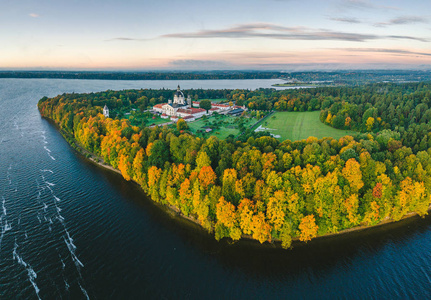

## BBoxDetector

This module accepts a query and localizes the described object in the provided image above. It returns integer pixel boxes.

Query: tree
[147,140,170,168]
[342,158,364,193]
[199,99,212,112]
[343,194,360,226]
[216,196,241,240]
[250,212,271,243]
[238,198,255,235]
[222,168,238,204]
[366,117,375,131]
[179,179,192,215]
[298,215,318,242]
[266,190,286,232]
[147,166,162,202]
[196,151,211,170]
[176,118,188,131]
[198,166,217,190]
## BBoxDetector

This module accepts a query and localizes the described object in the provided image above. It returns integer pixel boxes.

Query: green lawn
[261,111,356,141]
[188,115,256,139]
[127,114,169,126]
[145,117,170,126]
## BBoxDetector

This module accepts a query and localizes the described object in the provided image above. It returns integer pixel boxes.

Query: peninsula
[38,82,431,248]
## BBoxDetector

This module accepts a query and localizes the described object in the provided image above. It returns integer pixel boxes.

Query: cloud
[337,0,398,11]
[338,48,431,57]
[161,23,428,42]
[330,17,362,24]
[374,16,429,27]
[29,13,39,18]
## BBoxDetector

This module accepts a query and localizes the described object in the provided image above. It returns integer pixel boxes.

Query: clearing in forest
[262,111,356,141]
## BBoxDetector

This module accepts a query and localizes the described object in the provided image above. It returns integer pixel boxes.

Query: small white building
[103,105,109,118]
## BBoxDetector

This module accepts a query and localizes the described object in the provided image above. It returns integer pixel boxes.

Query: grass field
[188,115,256,139]
[126,114,169,126]
[262,111,356,141]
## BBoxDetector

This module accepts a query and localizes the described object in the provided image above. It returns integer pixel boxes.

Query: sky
[1,0,431,71]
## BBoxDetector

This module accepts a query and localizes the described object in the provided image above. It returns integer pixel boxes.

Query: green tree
[199,99,212,112]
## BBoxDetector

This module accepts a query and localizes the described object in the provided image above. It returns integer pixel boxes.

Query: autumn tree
[342,158,364,193]
[198,166,217,191]
[298,215,318,242]
[176,118,188,131]
[238,198,255,235]
[250,212,271,243]
[215,196,241,241]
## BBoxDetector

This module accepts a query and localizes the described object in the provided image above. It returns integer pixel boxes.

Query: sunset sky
[1,0,431,70]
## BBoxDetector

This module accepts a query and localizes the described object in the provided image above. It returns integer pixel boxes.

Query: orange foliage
[250,212,271,244]
[373,183,383,199]
[298,215,318,242]
[198,166,217,189]
[118,154,131,181]
[172,163,186,186]
[216,196,236,229]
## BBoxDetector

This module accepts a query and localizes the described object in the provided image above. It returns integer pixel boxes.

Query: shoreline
[49,117,431,247]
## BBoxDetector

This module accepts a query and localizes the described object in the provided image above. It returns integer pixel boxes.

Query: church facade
[153,85,207,121]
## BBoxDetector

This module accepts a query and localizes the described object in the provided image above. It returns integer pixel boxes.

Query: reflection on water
[0,78,431,299]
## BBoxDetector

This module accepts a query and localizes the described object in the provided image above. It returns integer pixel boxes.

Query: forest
[37,82,431,248]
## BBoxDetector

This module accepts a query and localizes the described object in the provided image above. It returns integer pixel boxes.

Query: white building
[153,85,207,122]
[103,105,109,118]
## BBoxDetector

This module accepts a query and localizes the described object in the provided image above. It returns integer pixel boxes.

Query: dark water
[1,78,431,299]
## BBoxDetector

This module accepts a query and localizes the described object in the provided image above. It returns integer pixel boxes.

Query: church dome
[175,85,184,98]
[175,90,184,98]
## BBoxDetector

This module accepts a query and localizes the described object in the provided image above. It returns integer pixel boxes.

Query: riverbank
[48,117,431,248]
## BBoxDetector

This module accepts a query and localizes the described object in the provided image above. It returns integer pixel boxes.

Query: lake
[1,78,430,299]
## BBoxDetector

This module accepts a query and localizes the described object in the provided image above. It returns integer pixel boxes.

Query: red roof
[182,115,194,119]
[154,104,164,108]
[212,103,229,108]
[210,108,219,111]
[190,108,205,113]
[177,108,206,115]
[176,108,190,114]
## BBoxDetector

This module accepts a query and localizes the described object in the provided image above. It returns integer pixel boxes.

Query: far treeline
[0,71,282,80]
[38,82,431,248]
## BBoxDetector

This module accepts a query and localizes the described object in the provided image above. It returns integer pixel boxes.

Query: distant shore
[272,83,317,87]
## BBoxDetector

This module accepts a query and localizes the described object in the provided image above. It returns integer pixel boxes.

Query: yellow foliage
[216,196,236,229]
[250,212,271,243]
[298,215,318,242]
[238,198,255,235]
[342,158,364,193]
[366,117,375,131]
